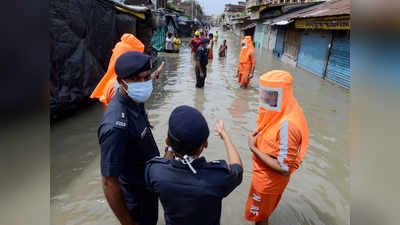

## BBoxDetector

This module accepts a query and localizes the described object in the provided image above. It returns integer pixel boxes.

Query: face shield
[241,41,247,49]
[259,86,282,111]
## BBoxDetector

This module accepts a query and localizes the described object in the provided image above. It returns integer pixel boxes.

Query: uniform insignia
[115,121,126,127]
[121,112,125,118]
[140,127,148,139]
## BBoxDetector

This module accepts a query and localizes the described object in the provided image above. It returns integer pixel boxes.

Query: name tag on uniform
[115,121,126,127]
[140,127,148,139]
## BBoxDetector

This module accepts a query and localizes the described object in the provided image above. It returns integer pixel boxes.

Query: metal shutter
[326,37,350,88]
[297,31,330,77]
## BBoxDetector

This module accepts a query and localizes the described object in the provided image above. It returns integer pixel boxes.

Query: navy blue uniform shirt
[196,45,209,70]
[145,156,243,225]
[98,90,160,186]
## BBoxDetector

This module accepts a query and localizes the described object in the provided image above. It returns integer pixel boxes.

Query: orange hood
[90,33,144,109]
[239,36,254,63]
[119,33,145,52]
[256,70,309,169]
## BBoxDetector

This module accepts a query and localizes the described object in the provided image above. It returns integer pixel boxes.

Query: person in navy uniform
[195,38,210,88]
[98,51,164,225]
[145,105,243,225]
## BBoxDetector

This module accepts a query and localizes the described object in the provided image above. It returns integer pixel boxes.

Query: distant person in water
[200,31,206,40]
[165,32,175,53]
[189,31,202,55]
[236,36,255,88]
[195,38,210,88]
[208,33,214,59]
[173,33,181,52]
[219,40,228,57]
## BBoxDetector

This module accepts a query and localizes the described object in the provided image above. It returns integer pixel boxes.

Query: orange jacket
[252,70,309,194]
[90,34,144,110]
[238,36,255,85]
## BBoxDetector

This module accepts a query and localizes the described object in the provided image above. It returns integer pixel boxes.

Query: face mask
[122,80,153,103]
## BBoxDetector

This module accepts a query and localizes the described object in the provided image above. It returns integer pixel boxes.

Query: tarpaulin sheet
[151,27,166,51]
[50,0,151,120]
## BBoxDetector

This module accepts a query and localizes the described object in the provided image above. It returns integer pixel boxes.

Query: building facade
[242,0,351,89]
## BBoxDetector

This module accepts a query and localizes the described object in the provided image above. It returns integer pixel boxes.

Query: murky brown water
[51,29,349,225]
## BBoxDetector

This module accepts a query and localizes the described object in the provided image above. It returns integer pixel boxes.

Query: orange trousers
[238,63,252,85]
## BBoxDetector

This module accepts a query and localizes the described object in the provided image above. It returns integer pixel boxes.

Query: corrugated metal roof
[262,2,324,25]
[295,0,350,18]
[241,23,256,30]
[109,0,150,13]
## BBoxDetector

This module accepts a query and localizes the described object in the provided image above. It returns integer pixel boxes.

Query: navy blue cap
[115,51,152,78]
[201,38,210,44]
[168,105,209,155]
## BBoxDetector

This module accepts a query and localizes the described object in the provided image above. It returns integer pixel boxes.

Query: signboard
[295,15,350,30]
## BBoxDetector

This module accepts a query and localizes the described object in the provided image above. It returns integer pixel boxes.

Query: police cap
[115,51,152,78]
[168,105,209,155]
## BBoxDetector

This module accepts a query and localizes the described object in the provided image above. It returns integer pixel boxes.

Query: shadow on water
[51,27,349,225]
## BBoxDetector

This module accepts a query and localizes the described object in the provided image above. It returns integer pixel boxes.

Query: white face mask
[259,86,282,111]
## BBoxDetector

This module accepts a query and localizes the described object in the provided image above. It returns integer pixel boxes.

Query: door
[273,27,286,57]
[297,31,330,77]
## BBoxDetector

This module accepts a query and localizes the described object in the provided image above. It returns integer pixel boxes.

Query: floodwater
[51,29,349,225]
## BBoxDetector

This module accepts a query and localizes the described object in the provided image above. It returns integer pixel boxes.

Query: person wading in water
[236,36,255,88]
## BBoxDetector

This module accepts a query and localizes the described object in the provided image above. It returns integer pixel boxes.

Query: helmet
[195,31,200,36]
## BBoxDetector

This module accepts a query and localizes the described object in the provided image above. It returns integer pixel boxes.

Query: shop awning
[241,23,256,30]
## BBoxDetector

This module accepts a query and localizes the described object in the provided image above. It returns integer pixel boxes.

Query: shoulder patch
[115,121,126,127]
[203,160,229,171]
[147,156,169,164]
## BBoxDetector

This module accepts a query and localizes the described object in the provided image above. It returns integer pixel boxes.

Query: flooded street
[51,29,349,225]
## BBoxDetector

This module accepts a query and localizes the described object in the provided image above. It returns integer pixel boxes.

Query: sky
[192,0,243,16]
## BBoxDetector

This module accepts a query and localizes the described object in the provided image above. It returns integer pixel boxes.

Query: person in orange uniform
[237,36,255,88]
[245,70,309,225]
[90,33,145,110]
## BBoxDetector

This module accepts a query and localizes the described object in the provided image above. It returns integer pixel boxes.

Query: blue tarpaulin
[151,26,166,51]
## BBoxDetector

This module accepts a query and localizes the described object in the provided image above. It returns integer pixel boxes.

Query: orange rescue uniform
[245,70,309,221]
[238,36,255,86]
[90,33,144,110]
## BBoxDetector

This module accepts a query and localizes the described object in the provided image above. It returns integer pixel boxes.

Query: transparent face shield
[259,86,282,111]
